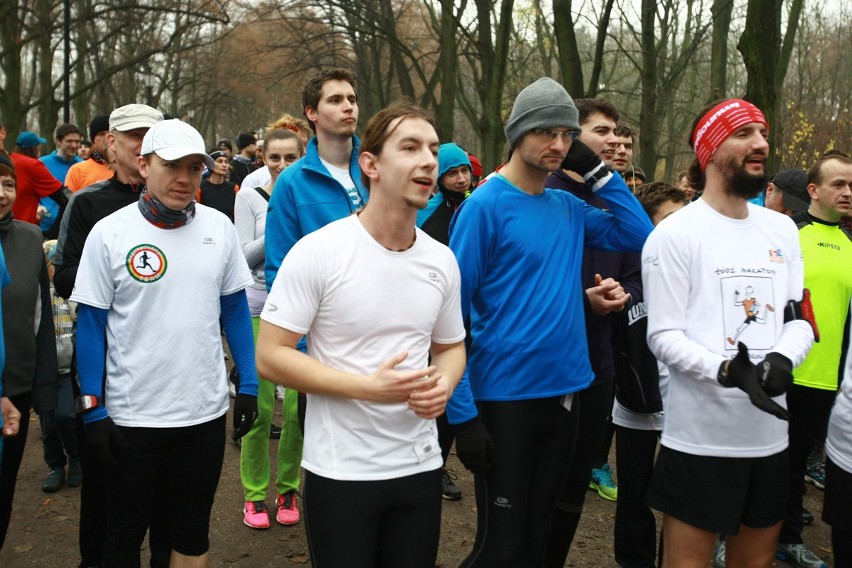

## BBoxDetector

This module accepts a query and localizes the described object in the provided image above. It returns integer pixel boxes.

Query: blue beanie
[438,143,471,180]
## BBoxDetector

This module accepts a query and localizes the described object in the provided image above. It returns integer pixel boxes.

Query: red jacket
[10,152,62,224]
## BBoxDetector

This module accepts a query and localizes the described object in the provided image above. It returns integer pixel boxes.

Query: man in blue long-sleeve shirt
[447,77,653,567]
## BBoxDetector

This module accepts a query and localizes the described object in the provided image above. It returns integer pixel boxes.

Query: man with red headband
[641,99,816,567]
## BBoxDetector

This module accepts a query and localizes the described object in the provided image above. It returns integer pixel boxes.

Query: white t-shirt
[642,199,813,457]
[827,298,852,474]
[320,157,363,210]
[239,167,271,194]
[71,203,254,427]
[261,215,465,481]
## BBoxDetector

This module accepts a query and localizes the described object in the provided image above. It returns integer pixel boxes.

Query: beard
[720,153,768,199]
[725,169,767,200]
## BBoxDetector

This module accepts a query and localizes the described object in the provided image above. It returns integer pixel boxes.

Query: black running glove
[560,138,606,177]
[454,416,495,473]
[718,342,789,421]
[232,393,258,441]
[85,417,129,468]
[757,352,794,397]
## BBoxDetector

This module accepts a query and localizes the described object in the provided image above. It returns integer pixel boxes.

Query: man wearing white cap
[71,119,259,567]
[54,103,164,299]
[52,103,171,568]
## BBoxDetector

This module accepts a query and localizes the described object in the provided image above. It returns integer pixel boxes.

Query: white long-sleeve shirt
[827,298,852,474]
[642,199,813,458]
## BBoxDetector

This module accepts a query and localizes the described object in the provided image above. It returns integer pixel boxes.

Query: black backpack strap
[254,186,270,202]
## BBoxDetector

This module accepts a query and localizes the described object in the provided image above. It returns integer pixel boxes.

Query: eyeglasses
[532,129,580,142]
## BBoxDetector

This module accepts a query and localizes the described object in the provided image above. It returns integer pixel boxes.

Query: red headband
[691,99,768,171]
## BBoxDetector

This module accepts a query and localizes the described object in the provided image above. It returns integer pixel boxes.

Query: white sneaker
[276,385,286,401]
[713,539,726,568]
[776,542,827,568]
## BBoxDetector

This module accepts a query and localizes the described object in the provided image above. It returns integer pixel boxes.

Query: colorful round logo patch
[126,244,167,283]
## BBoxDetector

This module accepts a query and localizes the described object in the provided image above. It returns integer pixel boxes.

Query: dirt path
[0,406,834,567]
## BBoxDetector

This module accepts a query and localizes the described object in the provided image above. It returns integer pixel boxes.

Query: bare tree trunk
[737,0,803,172]
[472,0,515,172]
[0,0,26,143]
[378,0,414,100]
[72,0,92,126]
[36,0,60,150]
[709,0,733,100]
[584,0,615,98]
[775,0,804,91]
[435,0,459,141]
[638,0,656,177]
[552,0,583,97]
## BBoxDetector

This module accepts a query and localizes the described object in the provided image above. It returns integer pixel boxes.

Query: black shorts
[647,445,787,535]
[823,457,852,532]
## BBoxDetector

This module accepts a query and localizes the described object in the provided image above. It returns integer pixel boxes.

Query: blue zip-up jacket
[446,171,653,424]
[264,136,368,291]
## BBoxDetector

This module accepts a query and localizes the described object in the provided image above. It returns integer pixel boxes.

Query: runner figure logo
[126,244,167,283]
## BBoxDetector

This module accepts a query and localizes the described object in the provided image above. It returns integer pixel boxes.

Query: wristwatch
[75,395,100,414]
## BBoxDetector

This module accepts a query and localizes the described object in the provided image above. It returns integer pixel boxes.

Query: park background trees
[1,0,848,177]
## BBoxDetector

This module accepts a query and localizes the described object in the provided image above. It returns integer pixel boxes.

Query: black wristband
[717,360,733,388]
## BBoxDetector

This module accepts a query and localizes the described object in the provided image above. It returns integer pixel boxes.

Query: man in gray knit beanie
[504,77,581,149]
[447,76,653,566]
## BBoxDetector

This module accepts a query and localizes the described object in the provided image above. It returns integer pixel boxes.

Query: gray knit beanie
[504,77,580,149]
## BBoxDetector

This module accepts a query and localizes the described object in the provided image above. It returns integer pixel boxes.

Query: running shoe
[67,459,82,488]
[713,538,726,568]
[801,506,814,525]
[776,542,827,568]
[270,424,282,439]
[275,385,286,401]
[42,467,65,493]
[243,500,270,529]
[589,462,618,501]
[276,491,300,525]
[442,468,462,501]
[804,461,825,490]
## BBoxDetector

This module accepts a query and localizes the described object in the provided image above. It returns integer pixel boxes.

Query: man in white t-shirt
[253,68,370,529]
[257,103,466,568]
[642,99,816,567]
[72,119,259,567]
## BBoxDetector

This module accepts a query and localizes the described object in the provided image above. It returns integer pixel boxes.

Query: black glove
[454,416,495,473]
[232,393,258,441]
[85,417,129,468]
[718,342,789,421]
[758,352,794,397]
[560,138,605,177]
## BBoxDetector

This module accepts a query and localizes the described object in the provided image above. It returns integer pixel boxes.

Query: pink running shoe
[276,491,300,525]
[243,500,270,529]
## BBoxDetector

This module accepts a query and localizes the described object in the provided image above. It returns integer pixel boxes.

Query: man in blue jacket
[447,77,653,567]
[260,67,368,528]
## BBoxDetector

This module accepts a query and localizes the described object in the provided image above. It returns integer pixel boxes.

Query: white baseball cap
[140,119,215,170]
